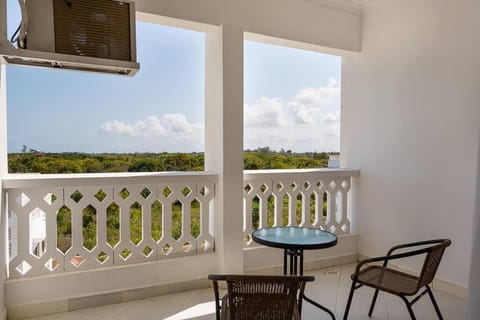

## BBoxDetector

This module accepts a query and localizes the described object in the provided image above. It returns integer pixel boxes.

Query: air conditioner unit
[0,0,139,76]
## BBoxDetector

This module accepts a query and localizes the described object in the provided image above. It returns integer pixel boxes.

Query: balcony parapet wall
[243,169,360,247]
[4,172,216,279]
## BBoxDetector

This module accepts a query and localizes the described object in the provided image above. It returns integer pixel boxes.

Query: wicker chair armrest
[353,247,434,276]
[208,274,228,281]
[299,275,315,282]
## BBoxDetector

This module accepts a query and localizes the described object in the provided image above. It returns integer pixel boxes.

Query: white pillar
[0,4,8,318]
[205,24,244,273]
[0,58,8,320]
[466,134,480,319]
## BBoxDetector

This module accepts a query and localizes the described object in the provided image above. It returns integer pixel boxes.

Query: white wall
[342,0,480,287]
[467,133,480,318]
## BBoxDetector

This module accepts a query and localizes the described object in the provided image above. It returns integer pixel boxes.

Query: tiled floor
[26,264,465,320]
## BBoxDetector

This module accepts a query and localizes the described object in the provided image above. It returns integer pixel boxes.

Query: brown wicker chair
[343,239,451,320]
[208,274,315,320]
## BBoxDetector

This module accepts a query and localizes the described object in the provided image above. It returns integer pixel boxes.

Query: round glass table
[252,226,338,319]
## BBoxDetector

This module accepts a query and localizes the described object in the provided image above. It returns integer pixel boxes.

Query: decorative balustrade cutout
[5,169,357,278]
[6,177,215,278]
[243,170,355,247]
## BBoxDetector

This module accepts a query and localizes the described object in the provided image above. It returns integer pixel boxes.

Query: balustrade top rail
[3,171,217,189]
[244,168,360,179]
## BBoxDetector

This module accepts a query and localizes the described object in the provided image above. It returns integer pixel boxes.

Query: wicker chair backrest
[225,275,301,320]
[417,239,451,290]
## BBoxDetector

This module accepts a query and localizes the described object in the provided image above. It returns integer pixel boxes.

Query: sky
[6,1,341,153]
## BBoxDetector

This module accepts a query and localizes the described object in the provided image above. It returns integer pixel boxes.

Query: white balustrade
[4,169,359,278]
[4,173,215,279]
[243,169,359,247]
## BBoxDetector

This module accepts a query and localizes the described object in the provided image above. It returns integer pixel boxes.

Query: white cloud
[99,113,203,152]
[244,79,340,152]
[244,97,289,127]
[98,79,341,153]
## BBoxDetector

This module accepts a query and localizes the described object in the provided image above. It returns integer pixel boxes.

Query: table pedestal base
[284,249,336,320]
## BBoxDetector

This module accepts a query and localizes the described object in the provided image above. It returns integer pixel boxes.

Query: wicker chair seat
[356,266,420,296]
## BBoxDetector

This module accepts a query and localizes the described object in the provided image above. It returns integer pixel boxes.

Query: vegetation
[10,147,336,254]
[8,147,333,174]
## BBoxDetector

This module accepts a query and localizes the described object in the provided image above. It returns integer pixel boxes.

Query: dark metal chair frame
[343,239,451,320]
[208,274,315,320]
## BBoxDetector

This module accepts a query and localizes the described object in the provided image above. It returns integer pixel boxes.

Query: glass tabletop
[252,226,337,250]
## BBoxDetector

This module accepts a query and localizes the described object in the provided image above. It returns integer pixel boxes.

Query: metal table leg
[284,249,336,320]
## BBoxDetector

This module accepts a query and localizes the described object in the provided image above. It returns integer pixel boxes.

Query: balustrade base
[6,277,211,320]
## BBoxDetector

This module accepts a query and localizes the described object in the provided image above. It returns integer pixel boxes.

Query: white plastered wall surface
[466,133,480,319]
[341,0,480,293]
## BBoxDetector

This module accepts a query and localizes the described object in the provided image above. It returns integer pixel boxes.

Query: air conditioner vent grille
[53,0,132,61]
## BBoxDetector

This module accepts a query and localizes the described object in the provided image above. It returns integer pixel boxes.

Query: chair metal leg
[368,289,379,316]
[426,285,444,320]
[400,296,417,320]
[343,280,356,320]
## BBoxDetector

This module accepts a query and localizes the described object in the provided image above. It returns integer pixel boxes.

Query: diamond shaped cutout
[329,181,337,189]
[16,193,30,207]
[341,181,349,189]
[119,248,132,260]
[304,182,311,190]
[16,261,32,275]
[140,188,152,199]
[94,189,107,202]
[200,240,211,251]
[45,258,59,271]
[260,184,268,193]
[70,191,83,203]
[162,244,173,256]
[182,242,192,253]
[70,255,85,268]
[181,186,192,197]
[199,186,210,196]
[119,188,131,200]
[43,192,58,205]
[142,246,153,257]
[244,184,252,194]
[96,251,109,264]
[275,183,283,192]
[163,187,172,198]
[290,182,297,191]
[317,181,324,188]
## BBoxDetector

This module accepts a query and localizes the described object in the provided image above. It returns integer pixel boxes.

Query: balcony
[1,168,468,319]
[1,0,478,319]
